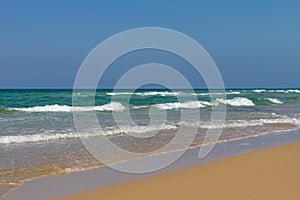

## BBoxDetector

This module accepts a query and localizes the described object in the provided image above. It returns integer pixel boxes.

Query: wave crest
[9,102,125,112]
[0,124,177,144]
[107,91,182,96]
[154,101,211,110]
[217,97,255,106]
[266,98,283,104]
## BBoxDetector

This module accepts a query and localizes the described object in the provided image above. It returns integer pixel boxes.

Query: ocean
[1,89,300,197]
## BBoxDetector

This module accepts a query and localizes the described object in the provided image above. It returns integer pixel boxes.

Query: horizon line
[0,87,299,90]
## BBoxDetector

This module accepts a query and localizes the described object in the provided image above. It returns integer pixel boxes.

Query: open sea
[1,89,300,198]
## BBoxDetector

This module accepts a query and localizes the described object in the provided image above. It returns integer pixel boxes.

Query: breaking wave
[265,98,283,104]
[253,89,266,93]
[141,97,256,110]
[8,102,125,112]
[195,91,240,96]
[154,101,213,110]
[107,91,240,96]
[107,91,182,96]
[217,97,255,106]
[0,124,177,144]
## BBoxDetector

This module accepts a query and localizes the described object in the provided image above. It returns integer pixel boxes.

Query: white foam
[0,124,178,144]
[9,102,125,112]
[200,121,263,129]
[180,117,299,129]
[266,98,283,104]
[267,89,300,93]
[132,105,149,109]
[107,91,242,97]
[107,91,182,96]
[106,92,133,96]
[195,91,240,96]
[253,89,266,93]
[217,97,255,106]
[275,90,289,93]
[94,102,125,112]
[260,118,299,125]
[136,91,182,96]
[287,89,300,93]
[0,133,79,144]
[105,124,177,135]
[154,101,210,110]
[142,98,255,110]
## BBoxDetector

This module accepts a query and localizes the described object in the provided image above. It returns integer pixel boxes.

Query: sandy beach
[59,141,300,200]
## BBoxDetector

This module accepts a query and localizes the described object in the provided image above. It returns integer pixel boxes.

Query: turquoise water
[0,89,300,197]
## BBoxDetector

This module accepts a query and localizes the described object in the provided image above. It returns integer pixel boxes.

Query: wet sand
[59,141,300,200]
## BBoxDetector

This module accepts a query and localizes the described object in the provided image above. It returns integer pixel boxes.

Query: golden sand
[59,142,300,200]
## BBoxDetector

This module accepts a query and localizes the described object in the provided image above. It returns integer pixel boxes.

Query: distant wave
[195,91,240,96]
[140,97,255,110]
[136,91,182,96]
[107,91,240,97]
[5,97,287,114]
[154,101,213,110]
[217,97,255,106]
[265,98,283,104]
[267,89,300,93]
[252,89,300,94]
[253,89,266,93]
[106,92,133,96]
[107,91,182,96]
[287,89,300,93]
[9,102,125,112]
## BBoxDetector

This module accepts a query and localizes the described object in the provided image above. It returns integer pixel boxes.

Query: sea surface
[1,89,300,198]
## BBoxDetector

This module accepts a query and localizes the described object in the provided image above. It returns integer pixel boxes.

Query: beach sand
[58,141,300,200]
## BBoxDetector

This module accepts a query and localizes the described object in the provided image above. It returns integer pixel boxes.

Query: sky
[0,0,299,88]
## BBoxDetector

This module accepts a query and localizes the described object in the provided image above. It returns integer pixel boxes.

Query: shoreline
[59,140,300,200]
[2,127,298,199]
[2,127,297,199]
[6,129,300,200]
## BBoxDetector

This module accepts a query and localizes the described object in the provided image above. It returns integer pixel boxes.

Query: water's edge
[6,128,300,200]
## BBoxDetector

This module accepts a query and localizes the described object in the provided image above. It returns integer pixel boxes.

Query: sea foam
[217,97,255,106]
[9,102,125,112]
[253,89,266,93]
[0,124,177,144]
[107,91,182,96]
[154,101,211,110]
[180,117,299,129]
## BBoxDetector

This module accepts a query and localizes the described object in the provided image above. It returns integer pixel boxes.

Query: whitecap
[287,89,300,93]
[195,91,240,96]
[10,102,125,112]
[216,97,255,106]
[0,123,178,144]
[107,91,182,96]
[154,101,210,110]
[265,98,283,104]
[253,89,266,93]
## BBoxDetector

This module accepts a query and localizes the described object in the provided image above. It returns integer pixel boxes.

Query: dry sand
[59,141,300,200]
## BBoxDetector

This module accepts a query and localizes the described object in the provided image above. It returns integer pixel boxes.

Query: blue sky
[0,0,299,88]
